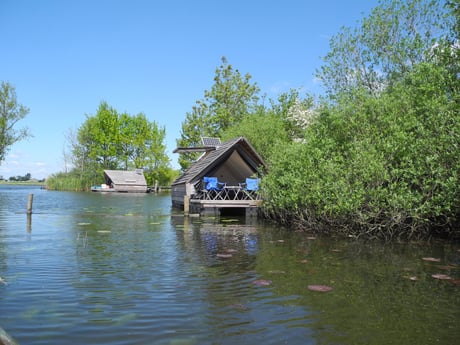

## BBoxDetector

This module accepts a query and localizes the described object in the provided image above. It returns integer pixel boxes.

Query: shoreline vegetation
[0,180,45,186]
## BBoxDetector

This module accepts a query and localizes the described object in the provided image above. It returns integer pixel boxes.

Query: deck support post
[184,195,190,216]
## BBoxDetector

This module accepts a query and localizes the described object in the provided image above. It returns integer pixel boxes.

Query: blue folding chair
[240,178,259,200]
[203,176,226,200]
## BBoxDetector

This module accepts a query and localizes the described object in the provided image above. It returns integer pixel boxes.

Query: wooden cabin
[92,169,148,193]
[172,137,266,216]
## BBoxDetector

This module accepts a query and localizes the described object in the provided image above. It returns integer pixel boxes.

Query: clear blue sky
[0,0,378,179]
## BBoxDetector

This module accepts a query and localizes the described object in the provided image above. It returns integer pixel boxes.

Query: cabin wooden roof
[172,137,265,186]
[104,169,147,187]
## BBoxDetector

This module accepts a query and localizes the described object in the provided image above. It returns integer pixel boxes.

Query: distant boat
[91,184,116,192]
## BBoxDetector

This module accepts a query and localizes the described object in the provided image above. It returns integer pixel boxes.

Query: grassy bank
[0,180,45,186]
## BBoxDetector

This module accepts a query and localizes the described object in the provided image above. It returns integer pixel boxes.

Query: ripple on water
[1,188,459,345]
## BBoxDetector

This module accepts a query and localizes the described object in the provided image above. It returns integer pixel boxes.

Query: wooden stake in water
[27,193,34,214]
[27,213,32,232]
[0,326,19,345]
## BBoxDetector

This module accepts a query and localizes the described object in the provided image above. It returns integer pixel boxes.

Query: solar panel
[201,137,221,146]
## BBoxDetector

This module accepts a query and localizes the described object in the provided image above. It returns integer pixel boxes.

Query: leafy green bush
[262,63,460,240]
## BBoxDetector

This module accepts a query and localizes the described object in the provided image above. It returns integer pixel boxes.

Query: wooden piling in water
[0,326,19,345]
[27,194,33,214]
[27,214,32,233]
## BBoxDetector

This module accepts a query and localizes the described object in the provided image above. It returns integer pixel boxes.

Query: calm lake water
[0,185,459,345]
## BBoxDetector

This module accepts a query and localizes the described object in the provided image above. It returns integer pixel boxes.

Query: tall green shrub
[262,63,460,240]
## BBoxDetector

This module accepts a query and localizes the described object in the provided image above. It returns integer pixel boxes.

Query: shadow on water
[0,185,459,345]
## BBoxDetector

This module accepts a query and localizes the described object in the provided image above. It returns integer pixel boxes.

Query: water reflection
[0,186,459,345]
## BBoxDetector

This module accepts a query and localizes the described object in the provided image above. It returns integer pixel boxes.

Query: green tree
[316,0,453,98]
[0,81,31,164]
[177,57,260,170]
[446,0,459,38]
[67,101,171,189]
[221,89,315,162]
[263,0,460,239]
[264,61,460,240]
[273,89,317,141]
[222,106,288,164]
[78,102,120,169]
[69,102,123,186]
[205,56,260,130]
[118,112,168,171]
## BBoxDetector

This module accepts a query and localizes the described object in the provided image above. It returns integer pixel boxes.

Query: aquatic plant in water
[308,285,333,292]
[252,279,272,286]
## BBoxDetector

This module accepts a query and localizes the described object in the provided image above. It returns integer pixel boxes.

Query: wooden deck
[191,198,261,207]
[188,185,262,216]
[189,199,262,217]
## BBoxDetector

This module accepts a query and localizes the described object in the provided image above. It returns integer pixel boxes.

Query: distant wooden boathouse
[91,169,148,193]
[172,137,266,216]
